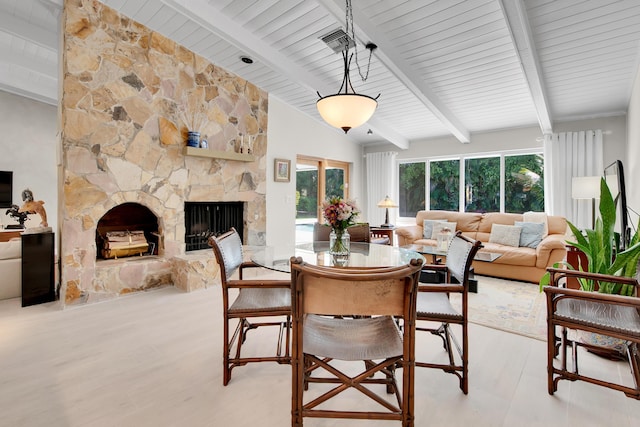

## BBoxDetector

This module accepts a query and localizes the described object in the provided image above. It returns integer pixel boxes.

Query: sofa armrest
[535,233,567,269]
[395,225,423,246]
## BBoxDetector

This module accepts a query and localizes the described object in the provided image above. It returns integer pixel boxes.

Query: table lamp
[377,195,398,228]
[571,176,600,229]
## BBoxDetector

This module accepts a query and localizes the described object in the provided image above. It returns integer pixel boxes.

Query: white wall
[365,117,626,163]
[266,95,364,245]
[627,66,640,223]
[0,91,58,234]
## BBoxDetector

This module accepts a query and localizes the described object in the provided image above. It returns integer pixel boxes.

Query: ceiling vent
[320,28,354,54]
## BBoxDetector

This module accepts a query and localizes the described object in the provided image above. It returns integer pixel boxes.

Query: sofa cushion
[481,242,537,267]
[416,210,482,235]
[489,224,522,247]
[515,221,545,248]
[431,221,457,239]
[523,211,548,237]
[422,219,445,239]
[0,238,21,260]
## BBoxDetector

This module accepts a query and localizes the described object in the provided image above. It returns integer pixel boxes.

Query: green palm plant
[540,177,640,295]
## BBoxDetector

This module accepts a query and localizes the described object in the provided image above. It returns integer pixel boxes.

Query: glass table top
[249,242,426,273]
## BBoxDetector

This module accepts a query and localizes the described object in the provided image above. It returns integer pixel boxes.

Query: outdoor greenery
[399,153,544,215]
[430,160,459,211]
[505,154,544,213]
[399,162,425,217]
[465,157,500,212]
[296,168,344,219]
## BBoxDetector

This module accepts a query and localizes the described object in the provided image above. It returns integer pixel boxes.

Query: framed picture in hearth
[274,158,291,182]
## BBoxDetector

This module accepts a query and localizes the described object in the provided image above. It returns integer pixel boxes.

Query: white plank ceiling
[1,0,640,149]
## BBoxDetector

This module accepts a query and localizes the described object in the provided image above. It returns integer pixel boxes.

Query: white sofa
[0,238,21,300]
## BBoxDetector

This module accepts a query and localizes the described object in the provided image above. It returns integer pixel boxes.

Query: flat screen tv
[604,160,630,249]
[0,171,12,209]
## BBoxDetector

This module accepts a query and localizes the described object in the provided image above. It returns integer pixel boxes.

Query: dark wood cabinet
[21,232,56,307]
[565,245,587,289]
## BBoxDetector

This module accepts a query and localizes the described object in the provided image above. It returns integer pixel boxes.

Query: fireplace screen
[185,202,244,251]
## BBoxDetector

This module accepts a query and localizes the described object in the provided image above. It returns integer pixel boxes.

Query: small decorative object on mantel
[322,196,360,256]
[199,138,208,149]
[179,90,207,148]
[18,189,48,228]
[274,158,291,182]
[187,131,200,148]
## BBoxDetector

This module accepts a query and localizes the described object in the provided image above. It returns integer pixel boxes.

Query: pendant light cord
[345,0,374,82]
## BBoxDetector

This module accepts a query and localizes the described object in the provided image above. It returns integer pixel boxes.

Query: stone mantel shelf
[183,146,255,162]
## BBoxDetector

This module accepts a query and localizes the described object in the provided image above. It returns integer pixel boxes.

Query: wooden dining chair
[415,231,482,394]
[290,256,424,427]
[544,267,640,399]
[209,228,291,385]
[313,222,388,244]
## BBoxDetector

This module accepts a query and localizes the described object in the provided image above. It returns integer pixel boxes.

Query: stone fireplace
[60,1,268,306]
[96,202,160,259]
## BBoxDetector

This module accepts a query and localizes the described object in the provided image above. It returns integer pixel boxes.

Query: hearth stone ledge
[65,250,228,306]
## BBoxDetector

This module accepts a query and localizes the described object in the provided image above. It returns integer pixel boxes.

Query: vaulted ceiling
[2,0,640,149]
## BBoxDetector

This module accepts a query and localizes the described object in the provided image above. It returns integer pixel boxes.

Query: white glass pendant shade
[316,93,378,133]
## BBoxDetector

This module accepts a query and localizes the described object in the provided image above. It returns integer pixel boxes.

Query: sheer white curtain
[365,152,397,227]
[544,130,603,229]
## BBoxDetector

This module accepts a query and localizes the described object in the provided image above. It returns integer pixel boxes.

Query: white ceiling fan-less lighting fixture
[316,0,379,133]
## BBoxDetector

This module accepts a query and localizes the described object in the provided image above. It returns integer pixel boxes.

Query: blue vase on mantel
[187,131,200,148]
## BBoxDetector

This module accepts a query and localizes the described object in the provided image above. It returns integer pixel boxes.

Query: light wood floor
[1,279,639,427]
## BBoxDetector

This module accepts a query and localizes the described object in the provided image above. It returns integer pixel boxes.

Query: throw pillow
[515,221,545,248]
[431,221,457,240]
[423,219,446,239]
[522,211,548,237]
[489,224,522,247]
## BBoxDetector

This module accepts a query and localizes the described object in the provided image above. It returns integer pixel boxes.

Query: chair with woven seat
[415,231,482,394]
[544,267,640,399]
[313,222,389,244]
[209,228,291,386]
[290,256,423,426]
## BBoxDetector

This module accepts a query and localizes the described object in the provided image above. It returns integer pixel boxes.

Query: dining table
[249,241,426,273]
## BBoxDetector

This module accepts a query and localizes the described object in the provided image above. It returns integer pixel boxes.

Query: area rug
[450,276,547,341]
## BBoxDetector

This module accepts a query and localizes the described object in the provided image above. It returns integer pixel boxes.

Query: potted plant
[540,177,640,355]
[540,177,640,292]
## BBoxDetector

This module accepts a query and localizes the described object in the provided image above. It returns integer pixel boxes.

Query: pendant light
[316,0,379,133]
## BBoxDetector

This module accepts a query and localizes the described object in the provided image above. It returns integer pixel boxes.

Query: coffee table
[401,244,502,293]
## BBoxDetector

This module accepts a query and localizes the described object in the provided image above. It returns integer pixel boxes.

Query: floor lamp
[571,176,600,229]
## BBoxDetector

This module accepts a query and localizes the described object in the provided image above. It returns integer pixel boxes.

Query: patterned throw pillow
[489,224,522,247]
[431,222,457,240]
[515,221,545,248]
[423,219,446,239]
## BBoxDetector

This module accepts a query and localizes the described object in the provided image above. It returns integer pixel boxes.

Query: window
[397,151,543,216]
[399,162,425,217]
[430,159,459,211]
[504,153,544,213]
[464,157,500,213]
[296,156,350,221]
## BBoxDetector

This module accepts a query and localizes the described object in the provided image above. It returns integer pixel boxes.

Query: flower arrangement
[321,196,360,231]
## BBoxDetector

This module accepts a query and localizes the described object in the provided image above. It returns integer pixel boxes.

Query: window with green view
[504,154,544,213]
[399,162,425,217]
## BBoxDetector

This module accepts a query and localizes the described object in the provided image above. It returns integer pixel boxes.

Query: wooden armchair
[312,222,389,244]
[209,228,291,385]
[415,232,482,394]
[544,267,640,399]
[290,257,423,426]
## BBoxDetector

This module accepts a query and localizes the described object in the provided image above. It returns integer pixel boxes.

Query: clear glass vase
[329,228,350,255]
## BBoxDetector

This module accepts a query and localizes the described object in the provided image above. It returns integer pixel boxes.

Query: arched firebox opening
[95,203,160,260]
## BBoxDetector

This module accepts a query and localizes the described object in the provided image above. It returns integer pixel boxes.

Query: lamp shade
[571,176,601,199]
[316,94,377,133]
[377,195,398,208]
